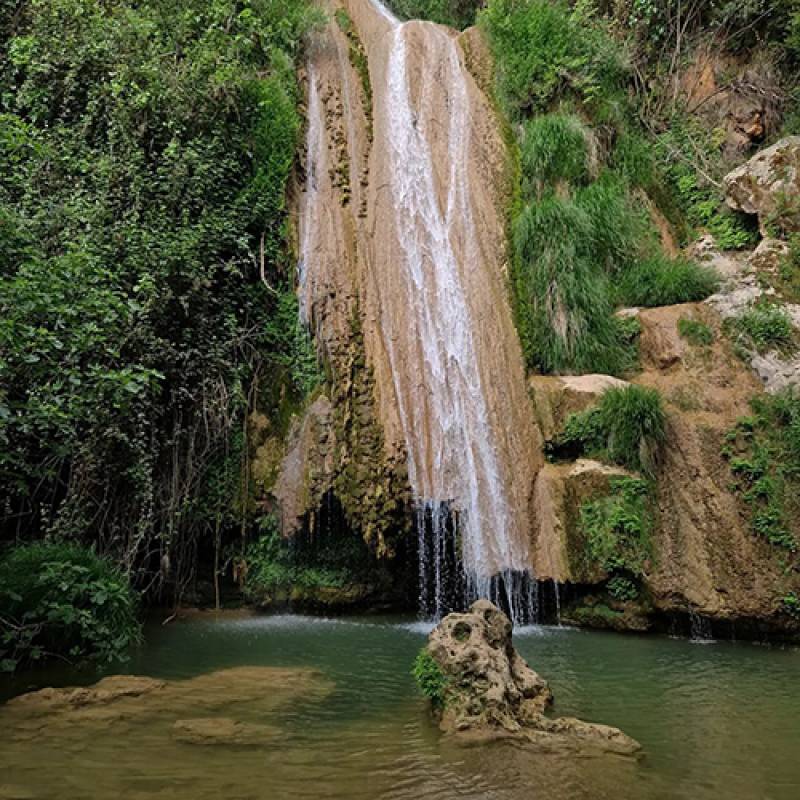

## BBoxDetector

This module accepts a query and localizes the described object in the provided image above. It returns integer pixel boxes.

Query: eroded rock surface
[424,600,640,755]
[724,135,800,235]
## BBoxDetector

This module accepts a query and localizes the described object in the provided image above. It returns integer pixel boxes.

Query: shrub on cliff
[387,0,481,29]
[0,541,140,673]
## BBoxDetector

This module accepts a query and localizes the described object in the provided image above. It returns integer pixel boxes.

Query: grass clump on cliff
[550,385,667,475]
[727,301,797,355]
[412,648,449,708]
[723,391,800,552]
[0,541,140,673]
[678,317,715,346]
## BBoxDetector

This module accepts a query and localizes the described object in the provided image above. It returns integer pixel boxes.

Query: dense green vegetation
[241,512,387,607]
[550,385,667,475]
[0,540,140,672]
[481,0,720,376]
[579,477,654,600]
[723,391,800,553]
[0,0,320,608]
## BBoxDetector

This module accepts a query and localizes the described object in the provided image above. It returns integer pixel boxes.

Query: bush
[615,255,719,307]
[412,648,449,708]
[0,541,140,672]
[244,524,353,596]
[678,317,714,346]
[580,477,653,579]
[729,301,796,354]
[606,574,640,601]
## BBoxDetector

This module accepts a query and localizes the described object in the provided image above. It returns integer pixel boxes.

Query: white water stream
[299,1,539,622]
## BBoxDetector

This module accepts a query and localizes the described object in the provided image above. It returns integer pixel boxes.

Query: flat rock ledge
[425,600,641,756]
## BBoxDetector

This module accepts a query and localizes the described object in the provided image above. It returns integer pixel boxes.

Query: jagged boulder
[422,600,641,755]
[724,136,800,235]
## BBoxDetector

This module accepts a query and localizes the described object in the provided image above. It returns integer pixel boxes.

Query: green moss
[327,312,411,557]
[335,9,373,140]
[412,648,450,708]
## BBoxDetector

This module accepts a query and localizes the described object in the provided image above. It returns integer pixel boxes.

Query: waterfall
[298,66,323,330]
[297,1,542,625]
[373,5,537,623]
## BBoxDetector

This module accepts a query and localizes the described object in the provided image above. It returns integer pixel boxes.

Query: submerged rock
[423,600,641,756]
[172,717,280,746]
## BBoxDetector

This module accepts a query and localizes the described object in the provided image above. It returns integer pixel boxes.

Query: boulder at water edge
[423,600,641,756]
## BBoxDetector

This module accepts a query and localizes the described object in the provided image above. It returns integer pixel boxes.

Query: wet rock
[424,601,640,755]
[172,717,280,746]
[724,136,800,235]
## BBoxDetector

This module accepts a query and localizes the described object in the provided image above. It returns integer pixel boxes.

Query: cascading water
[297,1,543,624]
[371,3,537,623]
[297,66,323,330]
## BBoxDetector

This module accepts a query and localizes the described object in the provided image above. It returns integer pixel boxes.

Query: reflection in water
[1,612,799,799]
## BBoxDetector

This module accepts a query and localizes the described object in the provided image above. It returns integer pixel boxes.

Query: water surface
[2,613,798,800]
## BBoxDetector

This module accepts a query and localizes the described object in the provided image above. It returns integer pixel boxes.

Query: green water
[2,613,799,799]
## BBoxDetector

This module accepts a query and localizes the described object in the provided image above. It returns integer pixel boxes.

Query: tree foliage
[0,0,320,597]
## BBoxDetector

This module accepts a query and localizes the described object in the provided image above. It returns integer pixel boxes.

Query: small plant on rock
[412,648,449,709]
[678,317,714,346]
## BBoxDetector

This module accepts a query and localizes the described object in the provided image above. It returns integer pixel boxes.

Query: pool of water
[2,612,799,800]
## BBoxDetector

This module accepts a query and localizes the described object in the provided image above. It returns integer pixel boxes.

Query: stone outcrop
[423,600,640,755]
[724,135,800,235]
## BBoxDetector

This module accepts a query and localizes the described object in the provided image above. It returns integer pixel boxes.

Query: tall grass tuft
[615,255,720,307]
[597,385,666,474]
[520,113,590,196]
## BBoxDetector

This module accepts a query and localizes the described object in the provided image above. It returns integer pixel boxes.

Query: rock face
[724,136,800,235]
[424,600,640,755]
[281,0,542,577]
